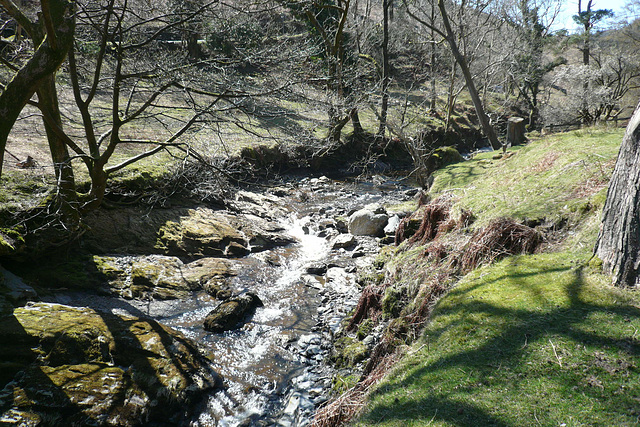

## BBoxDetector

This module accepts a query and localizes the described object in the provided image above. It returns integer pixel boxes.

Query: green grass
[356,252,640,426]
[353,127,640,426]
[430,127,623,228]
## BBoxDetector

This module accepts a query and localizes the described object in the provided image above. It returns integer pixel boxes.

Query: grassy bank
[352,127,640,426]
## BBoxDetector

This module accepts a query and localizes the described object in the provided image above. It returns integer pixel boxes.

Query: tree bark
[377,0,390,138]
[0,0,75,178]
[595,102,640,286]
[38,75,79,221]
[436,0,501,150]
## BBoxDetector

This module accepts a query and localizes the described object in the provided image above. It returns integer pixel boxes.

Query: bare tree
[502,0,563,129]
[405,0,501,150]
[0,0,75,180]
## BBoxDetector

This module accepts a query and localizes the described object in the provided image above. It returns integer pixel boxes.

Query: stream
[46,175,415,426]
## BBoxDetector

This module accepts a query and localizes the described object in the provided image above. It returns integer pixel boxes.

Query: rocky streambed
[0,174,417,426]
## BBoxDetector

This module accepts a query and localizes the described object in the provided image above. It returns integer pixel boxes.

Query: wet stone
[331,234,357,249]
[203,292,264,333]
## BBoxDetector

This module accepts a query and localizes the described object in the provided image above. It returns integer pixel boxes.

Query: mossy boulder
[83,206,250,258]
[0,302,222,425]
[425,146,465,175]
[92,255,236,300]
[157,209,250,258]
[0,229,25,257]
[331,336,369,368]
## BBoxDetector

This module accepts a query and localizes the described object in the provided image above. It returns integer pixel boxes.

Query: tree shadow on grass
[360,262,640,425]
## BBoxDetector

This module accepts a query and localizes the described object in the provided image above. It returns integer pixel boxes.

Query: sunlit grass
[354,126,640,427]
[356,252,640,426]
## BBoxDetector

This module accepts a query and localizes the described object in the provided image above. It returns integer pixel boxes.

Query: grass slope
[355,127,640,426]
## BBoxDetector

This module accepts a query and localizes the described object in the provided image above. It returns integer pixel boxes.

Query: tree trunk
[377,0,390,138]
[0,0,75,178]
[350,107,365,137]
[436,0,501,150]
[38,76,76,188]
[595,102,640,286]
[38,75,79,223]
[328,108,351,144]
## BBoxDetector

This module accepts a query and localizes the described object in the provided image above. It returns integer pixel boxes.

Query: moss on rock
[0,229,25,257]
[0,302,221,425]
[156,209,250,258]
[331,336,369,368]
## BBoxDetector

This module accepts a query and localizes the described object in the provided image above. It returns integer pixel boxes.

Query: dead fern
[458,217,542,272]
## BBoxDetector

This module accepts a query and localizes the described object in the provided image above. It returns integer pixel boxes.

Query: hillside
[333,127,640,426]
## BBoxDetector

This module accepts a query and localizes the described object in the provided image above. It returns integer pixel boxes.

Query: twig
[549,339,562,368]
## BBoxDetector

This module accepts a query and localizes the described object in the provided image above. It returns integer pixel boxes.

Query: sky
[552,0,632,31]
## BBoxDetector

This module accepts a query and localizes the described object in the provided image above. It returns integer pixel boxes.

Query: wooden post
[507,117,526,146]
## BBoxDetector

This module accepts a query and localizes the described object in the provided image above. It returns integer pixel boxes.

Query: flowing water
[47,175,414,426]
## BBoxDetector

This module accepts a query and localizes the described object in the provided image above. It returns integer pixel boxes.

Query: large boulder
[83,206,250,258]
[204,292,264,333]
[0,302,222,426]
[157,209,250,258]
[92,255,236,300]
[348,209,389,237]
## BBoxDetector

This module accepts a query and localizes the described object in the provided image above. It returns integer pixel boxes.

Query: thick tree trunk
[38,76,79,223]
[595,102,640,286]
[38,77,76,191]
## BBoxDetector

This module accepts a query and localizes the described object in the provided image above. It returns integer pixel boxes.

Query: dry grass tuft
[423,242,448,261]
[408,195,454,245]
[347,284,385,332]
[458,217,542,272]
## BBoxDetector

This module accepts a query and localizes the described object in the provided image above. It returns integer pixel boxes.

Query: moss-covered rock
[331,336,369,368]
[0,302,222,425]
[382,285,406,318]
[83,206,250,258]
[203,292,264,332]
[425,146,465,175]
[0,229,25,257]
[91,255,236,300]
[156,209,250,258]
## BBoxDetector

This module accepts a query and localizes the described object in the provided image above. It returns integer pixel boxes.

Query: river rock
[306,263,328,275]
[384,214,402,235]
[204,292,264,332]
[234,190,288,220]
[157,208,250,258]
[0,302,222,426]
[225,213,295,252]
[92,255,237,300]
[348,209,389,236]
[129,256,193,299]
[332,234,357,249]
[0,266,37,306]
[182,257,236,286]
[84,206,250,258]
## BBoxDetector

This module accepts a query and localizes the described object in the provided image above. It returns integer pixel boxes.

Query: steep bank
[321,127,640,426]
